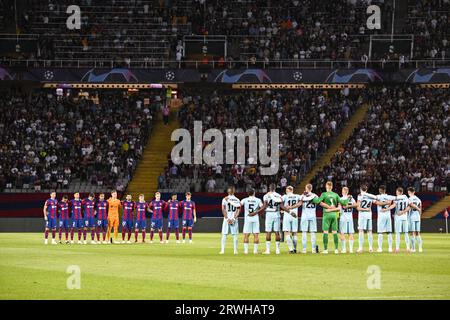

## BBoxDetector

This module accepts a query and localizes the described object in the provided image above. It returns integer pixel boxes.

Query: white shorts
[265,212,280,233]
[358,213,372,231]
[339,219,354,234]
[222,219,239,235]
[394,217,409,233]
[243,220,260,234]
[300,217,317,232]
[282,213,298,233]
[377,213,392,233]
[409,219,421,232]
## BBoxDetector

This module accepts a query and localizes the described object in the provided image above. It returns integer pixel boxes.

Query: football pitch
[0,233,449,300]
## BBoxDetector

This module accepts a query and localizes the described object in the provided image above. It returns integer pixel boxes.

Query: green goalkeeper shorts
[322,212,338,232]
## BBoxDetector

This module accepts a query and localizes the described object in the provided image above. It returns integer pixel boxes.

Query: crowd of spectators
[2,0,448,65]
[311,86,450,195]
[0,90,159,192]
[159,88,365,192]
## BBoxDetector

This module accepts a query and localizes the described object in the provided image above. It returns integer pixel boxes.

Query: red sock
[188,228,192,240]
[70,228,74,240]
[158,230,163,241]
[78,229,81,240]
[135,230,138,241]
[175,228,180,240]
[51,229,56,239]
[44,229,49,239]
[150,230,154,241]
[122,230,126,241]
[142,231,146,242]
[83,229,87,240]
[59,228,62,240]
[128,231,132,241]
[182,227,186,239]
[65,230,69,240]
[166,229,170,240]
[91,229,95,240]
[96,227,100,241]
[102,230,106,241]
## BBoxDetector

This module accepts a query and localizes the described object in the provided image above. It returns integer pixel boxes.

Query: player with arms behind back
[121,194,135,244]
[220,186,241,255]
[43,191,58,245]
[95,193,109,244]
[384,187,411,253]
[260,184,286,255]
[134,194,150,243]
[181,192,196,243]
[339,187,357,253]
[408,187,423,252]
[149,192,165,244]
[58,195,70,244]
[241,189,263,254]
[107,190,121,244]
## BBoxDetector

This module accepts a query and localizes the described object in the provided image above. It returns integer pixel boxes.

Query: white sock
[395,233,400,250]
[293,235,298,250]
[368,233,373,250]
[266,241,271,252]
[378,233,383,250]
[411,235,415,250]
[253,243,258,253]
[358,232,364,250]
[221,234,227,251]
[404,233,410,250]
[233,234,238,251]
[243,242,249,253]
[302,232,307,250]
[341,239,346,251]
[311,232,316,251]
[276,241,280,251]
[349,238,354,251]
[388,233,393,250]
[286,235,293,251]
[418,236,422,249]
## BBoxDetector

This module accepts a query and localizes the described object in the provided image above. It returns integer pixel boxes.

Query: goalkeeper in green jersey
[312,181,349,254]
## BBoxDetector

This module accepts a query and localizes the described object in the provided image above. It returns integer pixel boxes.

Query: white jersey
[221,195,241,219]
[340,196,355,221]
[376,193,395,215]
[394,195,410,220]
[241,196,263,222]
[300,193,318,220]
[282,193,302,216]
[408,195,422,222]
[263,192,282,214]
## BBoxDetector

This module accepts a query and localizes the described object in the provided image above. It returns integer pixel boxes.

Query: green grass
[0,233,449,299]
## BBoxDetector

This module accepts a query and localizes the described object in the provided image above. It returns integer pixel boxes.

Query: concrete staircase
[423,195,450,219]
[125,107,180,200]
[295,103,370,194]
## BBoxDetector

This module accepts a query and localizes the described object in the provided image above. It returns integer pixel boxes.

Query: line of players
[43,190,197,245]
[220,182,422,255]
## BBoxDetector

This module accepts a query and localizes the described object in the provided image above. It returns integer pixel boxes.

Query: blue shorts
[85,217,96,228]
[409,220,421,232]
[395,218,409,233]
[96,219,108,228]
[59,219,70,229]
[135,219,147,230]
[122,219,134,230]
[377,213,392,233]
[151,218,163,230]
[182,219,194,228]
[168,219,179,229]
[45,218,57,229]
[72,218,84,229]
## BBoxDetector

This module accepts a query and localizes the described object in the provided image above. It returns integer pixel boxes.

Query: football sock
[44,229,49,239]
[311,233,316,251]
[333,233,339,249]
[388,233,393,250]
[58,228,62,240]
[323,233,328,250]
[188,228,193,240]
[349,239,354,251]
[96,227,100,241]
[70,228,74,240]
[135,230,138,241]
[253,243,258,253]
[83,229,87,240]
[404,233,410,250]
[244,243,249,253]
[150,230,154,241]
[293,235,298,250]
[175,228,180,240]
[302,232,307,250]
[158,231,163,241]
[368,233,373,250]
[233,235,238,251]
[51,229,56,239]
[221,234,227,251]
[286,235,293,251]
[182,228,186,240]
[341,239,346,251]
[265,241,271,252]
[358,232,364,250]
[417,236,422,249]
[127,230,132,241]
[411,235,415,250]
[78,229,82,240]
[122,230,126,241]
[275,241,280,251]
[142,231,146,241]
[378,233,383,250]
[91,230,95,241]
[395,233,400,250]
[166,230,170,240]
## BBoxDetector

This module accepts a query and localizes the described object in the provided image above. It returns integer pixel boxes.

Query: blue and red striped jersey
[181,200,196,220]
[149,200,165,220]
[82,199,95,218]
[45,198,58,219]
[96,200,108,220]
[122,200,135,220]
[71,199,83,219]
[58,201,69,219]
[135,202,148,220]
[167,200,180,220]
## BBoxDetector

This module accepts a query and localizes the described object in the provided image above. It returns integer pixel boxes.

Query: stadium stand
[0,90,158,193]
[311,86,450,195]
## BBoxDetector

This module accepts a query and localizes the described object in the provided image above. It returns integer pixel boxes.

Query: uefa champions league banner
[0,66,449,83]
